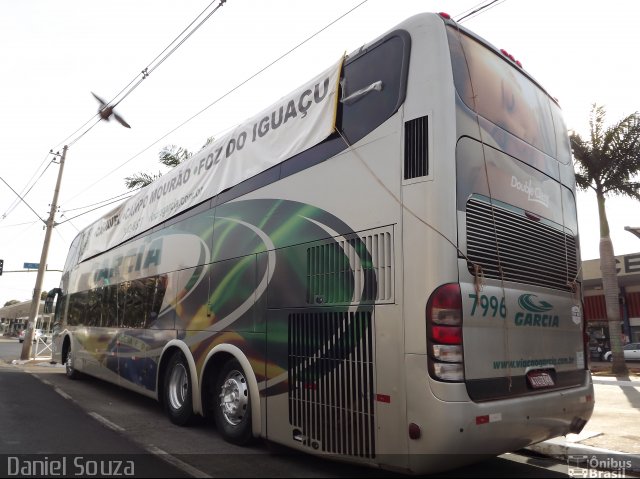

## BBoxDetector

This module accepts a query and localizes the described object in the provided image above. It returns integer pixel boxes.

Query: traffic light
[0,259,3,275]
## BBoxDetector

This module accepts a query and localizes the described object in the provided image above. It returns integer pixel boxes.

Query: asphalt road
[0,366,188,477]
[0,337,24,362]
[0,339,573,477]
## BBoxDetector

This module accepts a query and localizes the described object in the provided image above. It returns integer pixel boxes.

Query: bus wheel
[65,349,81,380]
[164,351,193,426]
[214,359,252,445]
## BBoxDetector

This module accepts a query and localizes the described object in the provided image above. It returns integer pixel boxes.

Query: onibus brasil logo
[515,294,559,328]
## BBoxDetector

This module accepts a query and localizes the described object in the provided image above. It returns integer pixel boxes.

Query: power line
[64,0,370,204]
[62,187,142,213]
[57,195,136,226]
[0,220,39,229]
[454,0,495,19]
[456,0,506,23]
[56,0,227,151]
[0,152,54,223]
[117,0,228,100]
[0,176,46,225]
[59,213,80,233]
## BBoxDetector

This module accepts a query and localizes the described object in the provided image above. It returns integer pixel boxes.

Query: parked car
[604,343,640,362]
[34,329,48,343]
[17,329,47,343]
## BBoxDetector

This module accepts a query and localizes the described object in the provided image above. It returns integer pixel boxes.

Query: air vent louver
[404,116,428,179]
[466,198,578,291]
[307,229,393,305]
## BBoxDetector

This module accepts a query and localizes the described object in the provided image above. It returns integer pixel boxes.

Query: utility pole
[20,146,68,360]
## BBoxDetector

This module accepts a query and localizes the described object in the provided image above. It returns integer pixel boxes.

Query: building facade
[0,300,50,336]
[583,252,640,345]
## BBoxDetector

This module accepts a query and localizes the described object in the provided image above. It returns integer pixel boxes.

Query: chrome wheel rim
[168,362,189,410]
[219,369,248,426]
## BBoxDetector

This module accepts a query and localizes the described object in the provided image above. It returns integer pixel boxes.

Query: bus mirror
[44,288,62,314]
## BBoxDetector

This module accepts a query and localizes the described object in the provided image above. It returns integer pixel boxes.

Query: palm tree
[571,104,640,375]
[125,137,214,189]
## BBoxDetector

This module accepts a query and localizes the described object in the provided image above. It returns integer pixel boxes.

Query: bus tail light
[500,48,523,68]
[427,284,464,382]
[432,363,464,381]
[432,344,463,363]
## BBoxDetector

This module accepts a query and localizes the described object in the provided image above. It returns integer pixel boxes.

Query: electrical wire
[64,0,370,204]
[56,188,140,232]
[59,213,80,233]
[7,0,228,228]
[62,187,142,213]
[114,0,227,104]
[456,0,506,23]
[454,0,496,20]
[0,176,46,225]
[0,220,40,229]
[0,152,54,222]
[56,0,227,151]
[56,195,136,226]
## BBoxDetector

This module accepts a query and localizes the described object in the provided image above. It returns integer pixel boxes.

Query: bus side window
[340,32,410,142]
[116,283,126,328]
[87,289,101,327]
[147,275,170,329]
[121,279,148,329]
[102,285,118,327]
[68,291,88,326]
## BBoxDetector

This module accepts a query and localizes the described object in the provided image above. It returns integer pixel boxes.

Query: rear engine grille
[288,311,375,458]
[466,198,578,291]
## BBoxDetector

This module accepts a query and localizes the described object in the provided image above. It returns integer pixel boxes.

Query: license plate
[527,370,555,389]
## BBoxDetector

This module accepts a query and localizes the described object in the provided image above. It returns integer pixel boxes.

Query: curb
[529,438,640,473]
[8,358,62,368]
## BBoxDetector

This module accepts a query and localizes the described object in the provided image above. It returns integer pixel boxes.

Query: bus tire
[65,348,81,380]
[163,351,193,426]
[213,359,252,445]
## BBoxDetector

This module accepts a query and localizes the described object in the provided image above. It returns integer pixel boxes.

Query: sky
[1,0,639,306]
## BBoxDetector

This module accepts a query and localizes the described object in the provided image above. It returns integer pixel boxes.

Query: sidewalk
[528,362,640,474]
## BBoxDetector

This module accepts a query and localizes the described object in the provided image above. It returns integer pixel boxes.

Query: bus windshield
[447,26,570,163]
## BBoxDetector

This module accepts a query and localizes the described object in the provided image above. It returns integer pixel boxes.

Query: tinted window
[65,276,168,329]
[68,291,88,326]
[340,32,410,141]
[448,27,557,158]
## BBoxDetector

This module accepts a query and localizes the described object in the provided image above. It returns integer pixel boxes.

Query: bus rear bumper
[391,356,595,474]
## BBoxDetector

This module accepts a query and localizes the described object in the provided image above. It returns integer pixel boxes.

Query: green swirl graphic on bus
[517,294,553,313]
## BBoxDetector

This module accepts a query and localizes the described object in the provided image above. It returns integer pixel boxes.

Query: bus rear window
[447,27,558,158]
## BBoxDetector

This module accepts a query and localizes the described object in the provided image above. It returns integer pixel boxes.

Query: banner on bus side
[77,55,345,263]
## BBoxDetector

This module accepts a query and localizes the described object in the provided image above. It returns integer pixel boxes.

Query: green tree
[571,104,640,375]
[125,137,214,189]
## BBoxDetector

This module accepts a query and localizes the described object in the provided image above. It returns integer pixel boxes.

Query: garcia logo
[515,294,559,328]
[510,175,550,208]
[518,294,553,313]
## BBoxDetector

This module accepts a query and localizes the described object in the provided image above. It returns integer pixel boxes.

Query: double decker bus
[48,12,593,474]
